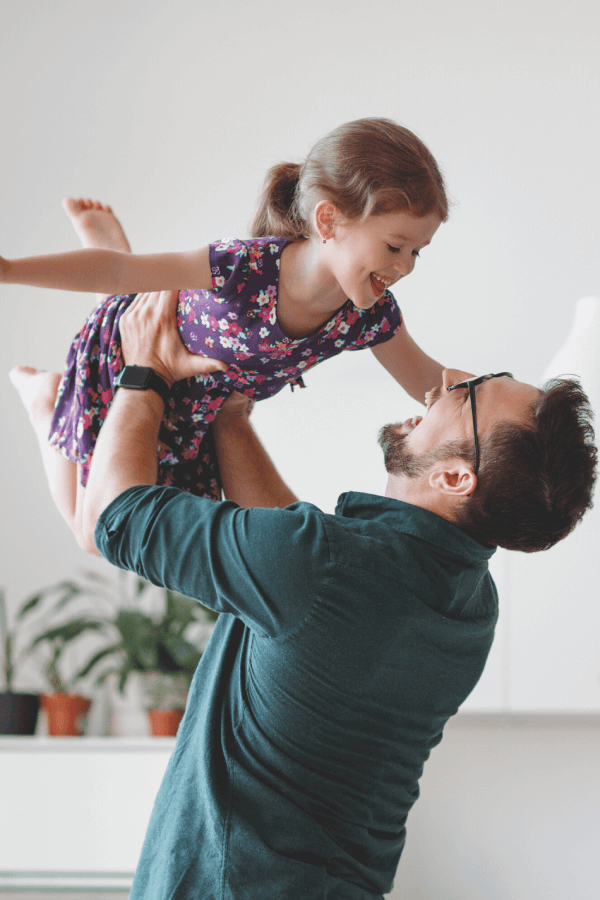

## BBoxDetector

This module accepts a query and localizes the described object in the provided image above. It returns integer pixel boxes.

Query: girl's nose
[393,254,415,277]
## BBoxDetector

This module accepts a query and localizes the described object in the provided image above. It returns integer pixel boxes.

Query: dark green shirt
[96,487,497,899]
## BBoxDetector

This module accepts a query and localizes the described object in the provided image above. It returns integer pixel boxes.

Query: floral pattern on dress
[49,238,402,497]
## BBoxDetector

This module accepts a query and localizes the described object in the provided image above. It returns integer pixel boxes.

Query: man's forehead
[478,376,540,421]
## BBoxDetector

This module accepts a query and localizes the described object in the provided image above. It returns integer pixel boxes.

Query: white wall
[390,714,600,900]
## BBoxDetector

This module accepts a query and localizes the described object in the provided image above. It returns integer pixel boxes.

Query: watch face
[120,367,151,388]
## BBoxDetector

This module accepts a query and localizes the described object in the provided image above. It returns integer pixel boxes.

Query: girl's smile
[321,208,442,311]
[370,272,395,298]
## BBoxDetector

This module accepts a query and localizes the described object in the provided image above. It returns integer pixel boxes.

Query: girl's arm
[212,393,298,509]
[0,246,213,295]
[371,325,444,404]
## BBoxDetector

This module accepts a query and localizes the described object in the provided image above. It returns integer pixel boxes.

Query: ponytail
[250,119,449,241]
[250,162,308,240]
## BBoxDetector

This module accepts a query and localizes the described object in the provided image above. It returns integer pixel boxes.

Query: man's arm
[82,291,227,546]
[212,394,298,509]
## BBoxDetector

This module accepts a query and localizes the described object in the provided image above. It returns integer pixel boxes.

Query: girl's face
[323,208,441,310]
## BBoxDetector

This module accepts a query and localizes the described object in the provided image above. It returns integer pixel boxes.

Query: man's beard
[378,424,472,478]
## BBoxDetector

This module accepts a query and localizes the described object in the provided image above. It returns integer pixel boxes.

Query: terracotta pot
[148,708,184,736]
[40,693,91,736]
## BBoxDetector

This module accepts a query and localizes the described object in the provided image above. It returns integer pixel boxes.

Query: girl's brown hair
[250,118,449,240]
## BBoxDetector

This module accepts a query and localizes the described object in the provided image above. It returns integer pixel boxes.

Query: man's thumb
[181,355,229,379]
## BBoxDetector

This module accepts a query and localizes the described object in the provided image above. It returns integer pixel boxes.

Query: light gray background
[1,2,599,897]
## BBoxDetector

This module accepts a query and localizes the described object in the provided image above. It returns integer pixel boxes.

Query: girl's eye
[412,250,421,258]
[387,244,401,254]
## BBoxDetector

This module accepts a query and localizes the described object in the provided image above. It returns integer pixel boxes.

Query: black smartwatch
[114,366,171,405]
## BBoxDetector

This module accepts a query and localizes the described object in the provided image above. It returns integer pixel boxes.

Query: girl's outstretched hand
[119,290,228,387]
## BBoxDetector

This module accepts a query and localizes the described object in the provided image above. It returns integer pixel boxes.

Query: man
[83,291,596,899]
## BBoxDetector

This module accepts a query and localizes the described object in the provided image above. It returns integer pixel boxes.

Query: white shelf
[0,738,174,884]
[0,735,176,751]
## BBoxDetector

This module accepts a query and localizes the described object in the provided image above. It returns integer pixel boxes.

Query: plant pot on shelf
[0,692,40,735]
[148,708,184,736]
[40,693,91,736]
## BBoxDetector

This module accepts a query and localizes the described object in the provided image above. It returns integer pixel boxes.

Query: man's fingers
[177,355,229,380]
[119,290,228,382]
[156,290,180,314]
[122,291,177,322]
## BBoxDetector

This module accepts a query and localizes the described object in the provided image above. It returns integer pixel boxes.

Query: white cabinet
[461,521,600,714]
[463,298,600,714]
[508,508,600,711]
[0,737,173,891]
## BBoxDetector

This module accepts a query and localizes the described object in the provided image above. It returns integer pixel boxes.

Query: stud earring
[323,238,327,244]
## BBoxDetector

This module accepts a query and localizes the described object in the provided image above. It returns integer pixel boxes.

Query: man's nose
[442,368,475,390]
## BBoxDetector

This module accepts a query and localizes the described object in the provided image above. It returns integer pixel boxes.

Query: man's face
[379,369,541,477]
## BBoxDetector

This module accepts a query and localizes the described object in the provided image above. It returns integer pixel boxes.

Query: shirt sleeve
[95,485,329,638]
[346,291,403,351]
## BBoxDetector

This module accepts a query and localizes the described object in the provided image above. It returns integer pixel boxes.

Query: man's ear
[428,459,477,498]
[314,200,337,241]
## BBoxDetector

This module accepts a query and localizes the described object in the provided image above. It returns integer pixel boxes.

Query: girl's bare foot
[62,197,132,253]
[9,365,61,432]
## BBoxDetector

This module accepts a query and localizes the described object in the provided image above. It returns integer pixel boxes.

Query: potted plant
[1,579,108,736]
[78,581,217,736]
[2,570,217,737]
[18,579,109,735]
[0,589,39,735]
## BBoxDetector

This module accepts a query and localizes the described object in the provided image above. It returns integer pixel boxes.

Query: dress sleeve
[345,291,403,351]
[95,485,328,638]
[208,239,256,304]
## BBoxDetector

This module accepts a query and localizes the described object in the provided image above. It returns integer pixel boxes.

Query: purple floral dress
[49,238,402,498]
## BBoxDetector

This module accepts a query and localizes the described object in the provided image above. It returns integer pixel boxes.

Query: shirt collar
[334,491,496,564]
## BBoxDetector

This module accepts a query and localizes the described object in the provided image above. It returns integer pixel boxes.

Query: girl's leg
[9,366,99,555]
[62,197,131,254]
[10,203,134,555]
[62,197,132,303]
[62,198,138,547]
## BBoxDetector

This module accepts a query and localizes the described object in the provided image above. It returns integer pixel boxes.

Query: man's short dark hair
[455,378,597,552]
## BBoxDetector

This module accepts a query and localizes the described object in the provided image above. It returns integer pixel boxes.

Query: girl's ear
[314,200,337,241]
[428,459,477,498]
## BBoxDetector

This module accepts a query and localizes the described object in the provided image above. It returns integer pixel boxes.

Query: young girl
[4,117,447,552]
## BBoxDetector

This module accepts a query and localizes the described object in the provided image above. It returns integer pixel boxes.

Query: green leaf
[135,577,152,597]
[118,661,135,694]
[94,667,122,687]
[73,644,123,681]
[80,568,111,585]
[164,591,196,634]
[16,592,45,620]
[30,618,105,648]
[2,631,14,692]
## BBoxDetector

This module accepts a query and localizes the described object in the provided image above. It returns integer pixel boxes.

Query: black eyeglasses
[447,373,514,474]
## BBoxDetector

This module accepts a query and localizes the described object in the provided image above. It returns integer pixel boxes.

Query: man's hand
[119,290,228,387]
